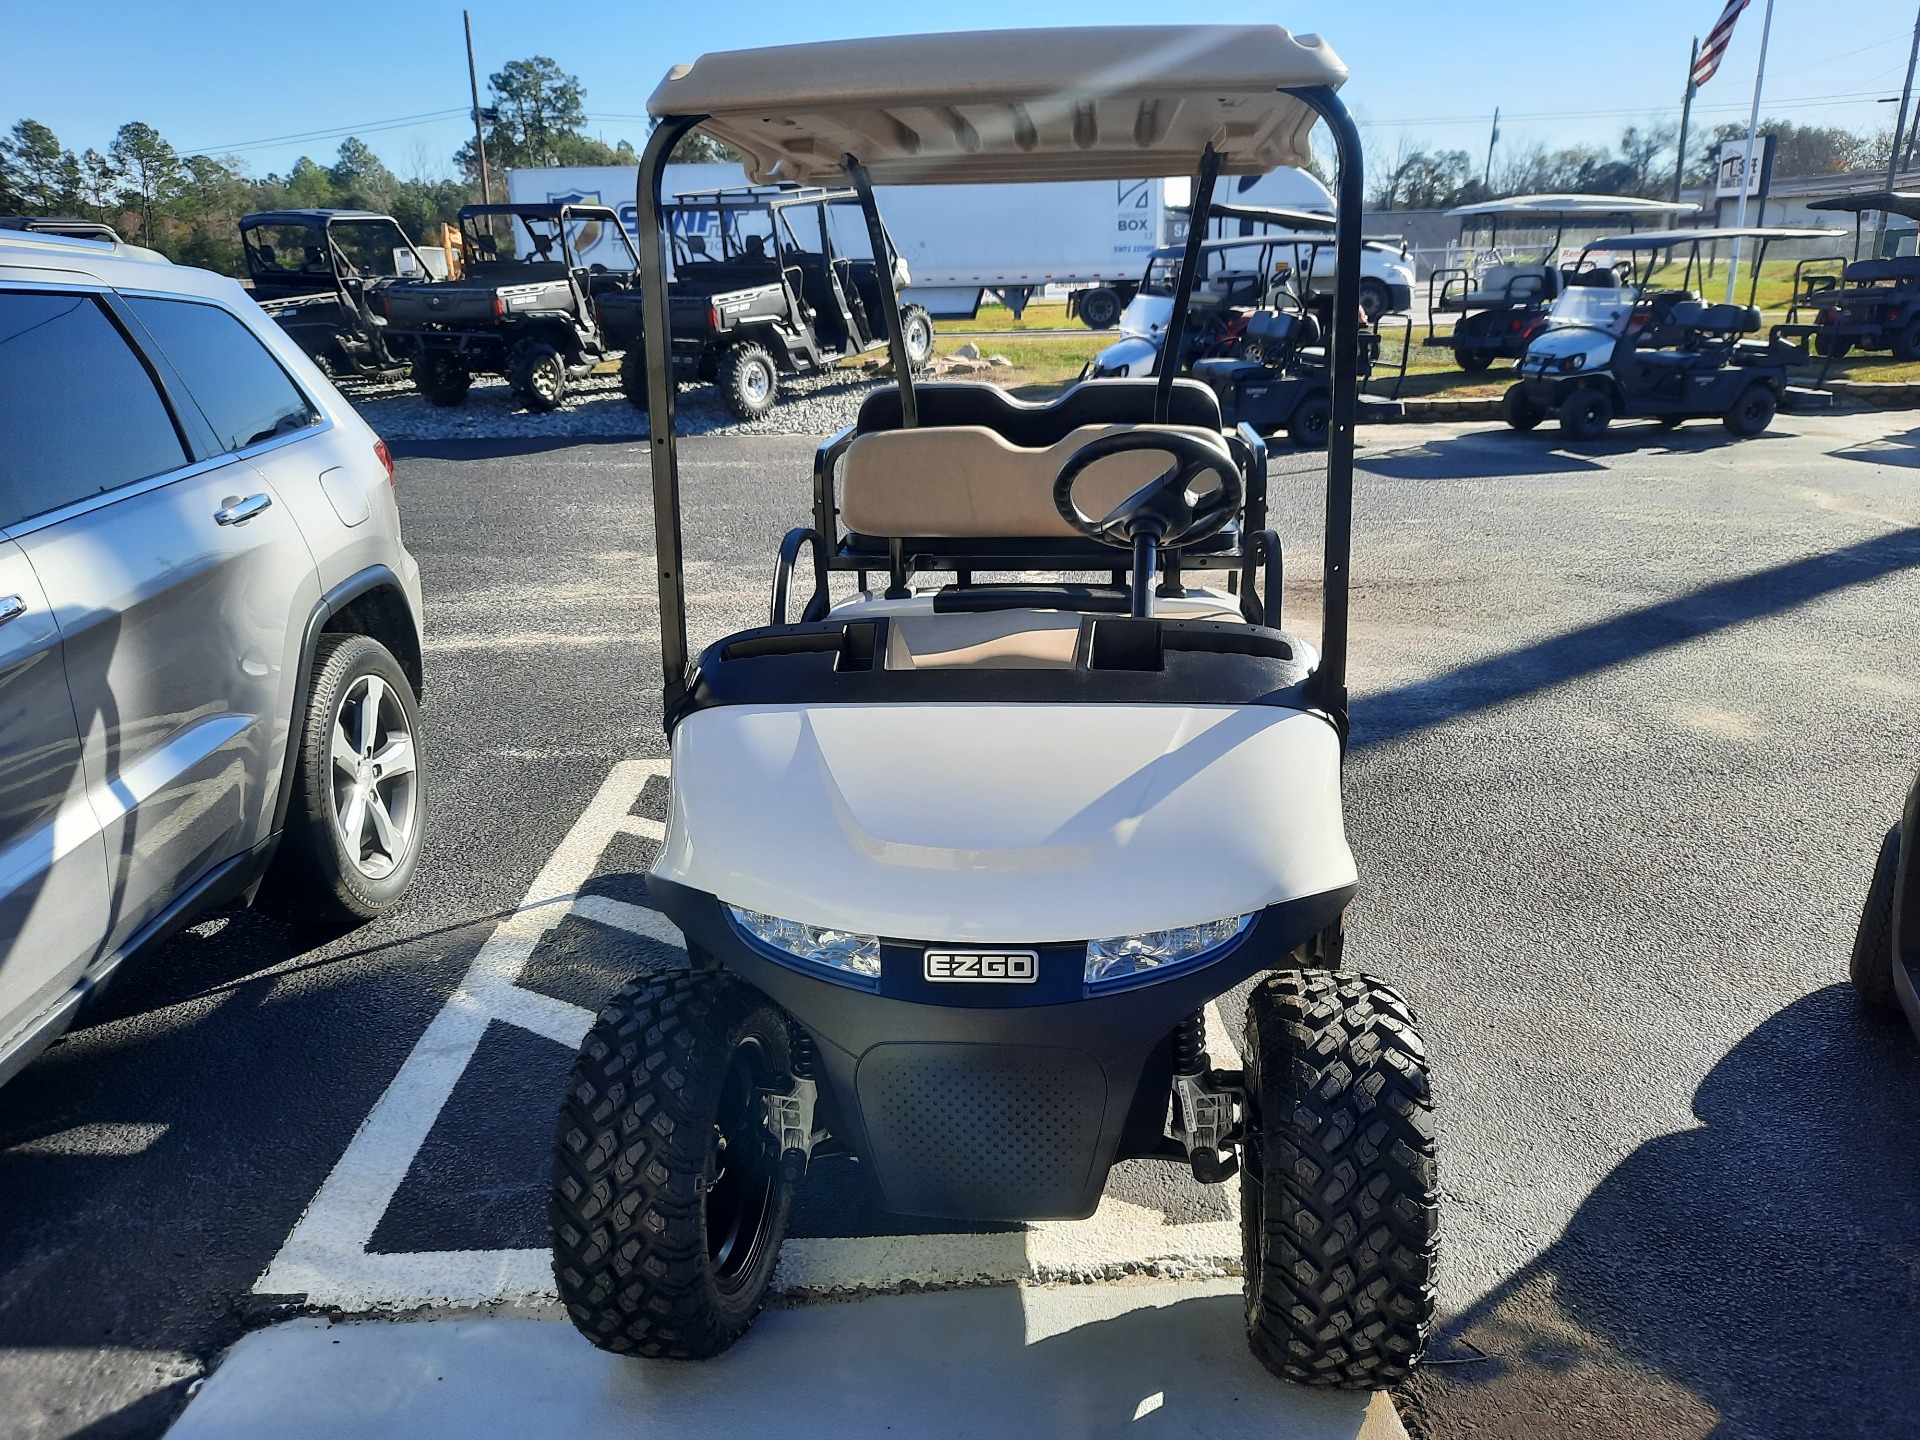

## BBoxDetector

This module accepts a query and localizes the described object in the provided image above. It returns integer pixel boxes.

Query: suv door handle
[0,595,24,625]
[214,493,274,526]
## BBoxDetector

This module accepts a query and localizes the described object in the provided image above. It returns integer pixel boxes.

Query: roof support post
[843,154,916,427]
[638,115,703,716]
[1153,144,1221,426]
[1287,85,1360,731]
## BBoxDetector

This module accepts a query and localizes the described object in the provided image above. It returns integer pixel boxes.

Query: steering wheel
[1052,429,1243,551]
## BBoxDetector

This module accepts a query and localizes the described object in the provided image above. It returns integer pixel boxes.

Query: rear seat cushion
[841,423,1222,539]
[855,378,1223,445]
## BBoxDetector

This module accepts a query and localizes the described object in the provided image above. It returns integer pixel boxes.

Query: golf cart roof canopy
[667,185,856,208]
[241,209,397,227]
[646,25,1347,185]
[1445,194,1696,219]
[1807,191,1920,221]
[1208,202,1335,232]
[456,202,622,221]
[1586,226,1846,250]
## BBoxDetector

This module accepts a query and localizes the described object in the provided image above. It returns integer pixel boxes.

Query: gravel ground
[346,365,890,441]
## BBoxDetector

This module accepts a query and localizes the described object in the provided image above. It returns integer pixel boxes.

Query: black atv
[598,185,933,422]
[380,203,643,411]
[242,210,433,382]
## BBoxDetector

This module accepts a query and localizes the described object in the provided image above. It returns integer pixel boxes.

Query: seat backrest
[1243,309,1298,344]
[1667,300,1759,335]
[1482,262,1548,298]
[841,423,1223,539]
[855,378,1223,445]
[1843,255,1920,285]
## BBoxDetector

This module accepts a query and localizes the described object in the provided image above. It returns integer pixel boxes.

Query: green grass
[935,301,1077,333]
[931,333,1102,388]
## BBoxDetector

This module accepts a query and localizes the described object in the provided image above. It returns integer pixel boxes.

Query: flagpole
[1725,0,1775,303]
[1484,107,1500,189]
[1673,39,1699,205]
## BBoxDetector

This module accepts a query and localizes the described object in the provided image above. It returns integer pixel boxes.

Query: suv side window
[0,290,189,530]
[124,296,318,453]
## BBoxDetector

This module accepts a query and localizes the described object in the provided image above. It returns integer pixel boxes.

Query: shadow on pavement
[384,434,644,461]
[1409,986,1920,1439]
[1354,524,1920,750]
[1830,425,1920,469]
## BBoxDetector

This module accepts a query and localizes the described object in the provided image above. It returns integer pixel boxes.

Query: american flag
[1692,0,1752,88]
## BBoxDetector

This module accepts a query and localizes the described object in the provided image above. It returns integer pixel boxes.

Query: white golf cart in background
[549,24,1441,1394]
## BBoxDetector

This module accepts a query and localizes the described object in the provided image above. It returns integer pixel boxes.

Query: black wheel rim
[706,1036,780,1294]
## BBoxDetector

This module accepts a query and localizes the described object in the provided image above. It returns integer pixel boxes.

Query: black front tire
[552,967,797,1358]
[1242,970,1438,1388]
[257,634,425,927]
[1892,321,1920,363]
[1502,382,1545,432]
[509,340,569,412]
[717,343,778,421]
[619,346,649,412]
[1723,384,1777,438]
[1559,385,1614,440]
[1288,392,1333,450]
[900,304,936,372]
[1456,346,1496,373]
[1851,826,1903,1016]
[1078,288,1123,330]
[414,351,471,407]
[1813,332,1852,360]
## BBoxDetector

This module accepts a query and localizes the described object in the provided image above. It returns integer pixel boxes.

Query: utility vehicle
[380,202,643,410]
[1426,194,1693,371]
[549,24,1440,1391]
[241,209,434,382]
[1776,192,1920,360]
[596,185,932,421]
[1503,226,1842,440]
[1851,769,1920,1039]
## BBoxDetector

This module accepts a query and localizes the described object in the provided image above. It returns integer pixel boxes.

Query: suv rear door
[4,286,320,953]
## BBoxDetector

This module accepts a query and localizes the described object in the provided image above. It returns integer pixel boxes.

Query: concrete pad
[169,1281,1405,1440]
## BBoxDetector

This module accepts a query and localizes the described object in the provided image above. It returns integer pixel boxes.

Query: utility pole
[1483,108,1500,190]
[1878,4,1920,257]
[1724,0,1775,303]
[464,10,492,206]
[1673,38,1700,205]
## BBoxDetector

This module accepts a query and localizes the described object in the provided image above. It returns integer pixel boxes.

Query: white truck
[506,163,1345,327]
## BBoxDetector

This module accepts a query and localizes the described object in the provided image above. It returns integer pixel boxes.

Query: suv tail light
[374,438,395,485]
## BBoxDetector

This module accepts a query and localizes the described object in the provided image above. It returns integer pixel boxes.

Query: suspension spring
[1171,1011,1207,1076]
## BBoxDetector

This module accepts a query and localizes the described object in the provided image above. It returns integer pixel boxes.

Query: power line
[187,108,469,156]
[1357,86,1908,130]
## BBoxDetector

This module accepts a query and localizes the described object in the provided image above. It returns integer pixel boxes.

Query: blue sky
[9,1,1919,179]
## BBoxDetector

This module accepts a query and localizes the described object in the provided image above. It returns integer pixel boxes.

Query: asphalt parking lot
[2,410,1918,1439]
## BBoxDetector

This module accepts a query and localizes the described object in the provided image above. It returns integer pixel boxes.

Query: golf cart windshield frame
[1577,227,1847,308]
[634,85,1363,723]
[664,185,869,268]
[240,210,434,287]
[455,203,641,271]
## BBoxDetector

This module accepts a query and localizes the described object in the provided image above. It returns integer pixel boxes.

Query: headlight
[1085,914,1253,988]
[728,906,881,983]
[1556,353,1586,373]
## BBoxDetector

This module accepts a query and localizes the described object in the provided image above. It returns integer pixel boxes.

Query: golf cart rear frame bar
[636,85,1361,724]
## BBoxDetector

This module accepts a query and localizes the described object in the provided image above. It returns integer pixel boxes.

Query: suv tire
[901,305,936,372]
[553,966,797,1358]
[718,343,778,421]
[1242,969,1438,1388]
[509,340,569,412]
[1358,278,1391,322]
[1851,826,1903,1016]
[414,352,471,407]
[258,633,425,927]
[620,346,649,412]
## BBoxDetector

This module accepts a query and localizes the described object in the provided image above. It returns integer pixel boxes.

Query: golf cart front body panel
[654,699,1351,945]
[647,874,1351,1220]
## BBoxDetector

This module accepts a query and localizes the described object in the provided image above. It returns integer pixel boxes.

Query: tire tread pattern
[1243,969,1438,1388]
[551,965,791,1358]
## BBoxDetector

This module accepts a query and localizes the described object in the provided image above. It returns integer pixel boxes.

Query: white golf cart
[1503,225,1844,439]
[550,25,1439,1391]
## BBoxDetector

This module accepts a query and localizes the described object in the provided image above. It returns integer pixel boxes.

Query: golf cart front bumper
[647,874,1352,1222]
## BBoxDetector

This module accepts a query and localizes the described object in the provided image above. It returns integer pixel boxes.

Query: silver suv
[0,228,428,1087]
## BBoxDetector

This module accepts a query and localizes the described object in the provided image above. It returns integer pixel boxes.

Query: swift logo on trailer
[924,950,1039,983]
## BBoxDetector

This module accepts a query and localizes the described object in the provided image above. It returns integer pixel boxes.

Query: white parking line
[257,758,1245,1313]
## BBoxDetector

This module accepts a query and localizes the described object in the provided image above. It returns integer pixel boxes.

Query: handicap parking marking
[258,758,1243,1314]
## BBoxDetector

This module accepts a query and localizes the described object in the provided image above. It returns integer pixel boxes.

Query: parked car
[241,208,435,381]
[1850,771,1920,1038]
[0,227,428,1089]
[380,202,643,410]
